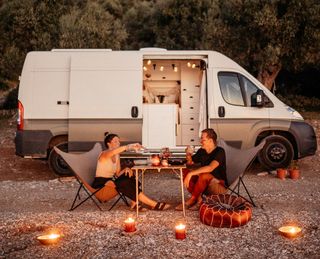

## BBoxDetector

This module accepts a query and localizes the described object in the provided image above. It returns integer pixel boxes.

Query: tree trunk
[257,64,282,91]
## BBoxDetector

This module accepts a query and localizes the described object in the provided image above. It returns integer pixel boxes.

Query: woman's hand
[127,143,144,152]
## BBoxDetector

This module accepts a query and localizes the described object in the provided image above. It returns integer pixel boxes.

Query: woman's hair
[104,132,118,147]
[201,128,217,144]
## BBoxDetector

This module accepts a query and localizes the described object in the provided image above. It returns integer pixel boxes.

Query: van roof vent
[51,49,112,52]
[139,47,167,51]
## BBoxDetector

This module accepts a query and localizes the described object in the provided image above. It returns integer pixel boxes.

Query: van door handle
[218,106,225,117]
[57,101,69,105]
[131,106,138,118]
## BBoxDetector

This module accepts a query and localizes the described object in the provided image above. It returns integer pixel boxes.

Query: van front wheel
[48,142,73,176]
[258,135,294,170]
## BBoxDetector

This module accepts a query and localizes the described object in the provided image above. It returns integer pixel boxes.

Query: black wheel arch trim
[288,121,317,158]
[15,130,53,157]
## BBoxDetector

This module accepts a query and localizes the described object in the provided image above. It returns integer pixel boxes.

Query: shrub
[276,94,320,112]
[3,87,18,110]
[0,81,9,91]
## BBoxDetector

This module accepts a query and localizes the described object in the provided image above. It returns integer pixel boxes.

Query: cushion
[199,194,252,228]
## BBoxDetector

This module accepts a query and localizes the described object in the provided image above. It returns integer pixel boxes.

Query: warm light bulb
[187,62,191,67]
[147,60,151,65]
[192,63,196,69]
[174,67,178,72]
[143,66,147,71]
[160,66,164,71]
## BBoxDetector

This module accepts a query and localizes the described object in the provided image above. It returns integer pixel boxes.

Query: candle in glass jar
[161,159,169,167]
[175,223,186,240]
[124,217,136,232]
[151,154,160,166]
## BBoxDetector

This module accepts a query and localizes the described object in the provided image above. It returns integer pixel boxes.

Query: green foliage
[152,0,214,49]
[277,94,320,112]
[0,45,24,79]
[289,160,299,169]
[0,0,319,96]
[59,2,127,49]
[3,87,18,109]
[0,80,9,91]
[123,1,157,49]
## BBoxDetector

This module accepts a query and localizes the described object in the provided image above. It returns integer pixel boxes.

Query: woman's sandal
[130,204,148,212]
[151,202,171,211]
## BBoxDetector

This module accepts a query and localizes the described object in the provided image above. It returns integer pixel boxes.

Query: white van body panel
[69,52,142,119]
[19,52,70,119]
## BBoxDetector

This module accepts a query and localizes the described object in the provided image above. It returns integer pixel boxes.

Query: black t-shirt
[192,146,227,185]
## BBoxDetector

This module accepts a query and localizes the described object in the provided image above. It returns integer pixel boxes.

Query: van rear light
[17,100,24,130]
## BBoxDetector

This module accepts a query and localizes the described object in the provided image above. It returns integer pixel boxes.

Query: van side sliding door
[68,52,143,150]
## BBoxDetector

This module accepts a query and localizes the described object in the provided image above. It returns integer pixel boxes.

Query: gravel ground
[0,117,320,258]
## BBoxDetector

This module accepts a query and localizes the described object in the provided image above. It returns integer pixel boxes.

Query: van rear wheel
[258,135,294,170]
[48,142,73,176]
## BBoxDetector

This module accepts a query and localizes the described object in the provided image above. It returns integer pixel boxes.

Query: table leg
[141,170,144,193]
[180,168,186,217]
[135,169,139,218]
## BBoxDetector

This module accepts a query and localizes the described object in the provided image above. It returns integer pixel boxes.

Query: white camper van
[15,49,317,175]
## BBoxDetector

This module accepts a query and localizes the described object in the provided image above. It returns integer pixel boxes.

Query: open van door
[68,52,143,150]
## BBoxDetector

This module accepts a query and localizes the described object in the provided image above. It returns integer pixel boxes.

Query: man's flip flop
[175,202,196,211]
[151,202,170,211]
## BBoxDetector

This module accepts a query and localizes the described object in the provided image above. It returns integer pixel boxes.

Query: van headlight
[286,106,303,119]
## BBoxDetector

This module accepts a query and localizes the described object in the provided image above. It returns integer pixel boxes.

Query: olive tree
[59,1,127,49]
[203,0,320,90]
[123,1,157,49]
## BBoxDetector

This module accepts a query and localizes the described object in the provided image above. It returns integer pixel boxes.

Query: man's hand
[184,172,193,189]
[185,145,194,155]
[123,167,133,178]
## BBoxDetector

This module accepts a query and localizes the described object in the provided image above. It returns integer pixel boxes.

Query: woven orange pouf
[199,194,252,228]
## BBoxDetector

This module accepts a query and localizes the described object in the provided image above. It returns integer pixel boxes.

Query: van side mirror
[251,89,265,107]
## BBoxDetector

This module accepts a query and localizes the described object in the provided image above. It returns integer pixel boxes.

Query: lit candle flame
[48,233,60,239]
[289,227,297,233]
[175,223,185,230]
[125,217,135,223]
[279,225,301,238]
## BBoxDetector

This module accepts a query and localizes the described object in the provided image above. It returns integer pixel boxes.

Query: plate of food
[134,159,148,166]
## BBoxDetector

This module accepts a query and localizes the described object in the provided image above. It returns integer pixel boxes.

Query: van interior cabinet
[180,65,201,145]
[142,104,178,148]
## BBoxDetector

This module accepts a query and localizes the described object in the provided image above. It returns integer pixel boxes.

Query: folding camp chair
[206,139,266,207]
[54,143,129,211]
